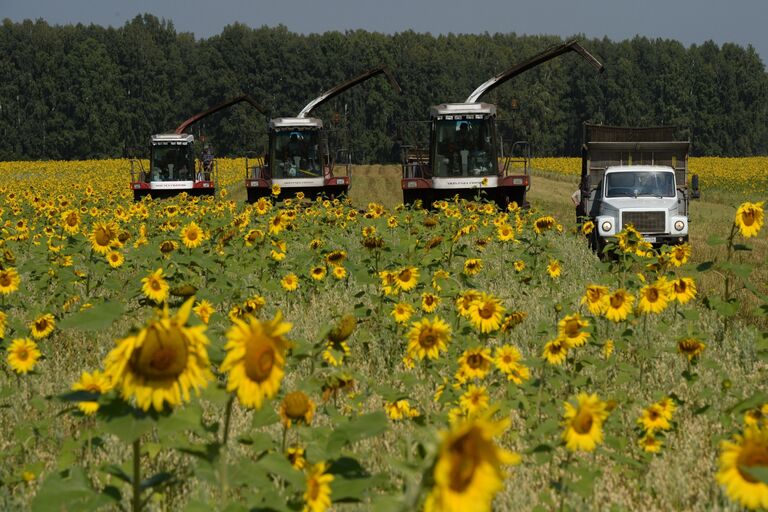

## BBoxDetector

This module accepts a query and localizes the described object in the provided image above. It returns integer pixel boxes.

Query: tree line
[1,14,766,162]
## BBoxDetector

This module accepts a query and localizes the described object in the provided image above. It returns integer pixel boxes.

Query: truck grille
[621,211,665,233]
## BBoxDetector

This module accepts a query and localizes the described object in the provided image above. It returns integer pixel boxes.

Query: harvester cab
[245,66,400,202]
[402,40,604,208]
[131,95,268,200]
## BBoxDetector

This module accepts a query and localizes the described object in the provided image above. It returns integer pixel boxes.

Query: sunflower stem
[221,395,235,446]
[132,438,142,512]
[281,425,288,453]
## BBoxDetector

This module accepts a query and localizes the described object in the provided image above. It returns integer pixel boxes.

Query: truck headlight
[674,220,685,231]
[601,221,612,232]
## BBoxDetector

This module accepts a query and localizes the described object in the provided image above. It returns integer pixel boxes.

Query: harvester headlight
[674,220,685,231]
[601,221,612,232]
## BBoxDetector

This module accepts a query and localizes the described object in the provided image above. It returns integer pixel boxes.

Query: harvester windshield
[433,117,496,177]
[271,128,322,178]
[150,142,195,182]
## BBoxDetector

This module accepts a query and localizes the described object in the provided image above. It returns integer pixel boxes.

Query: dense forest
[1,15,767,162]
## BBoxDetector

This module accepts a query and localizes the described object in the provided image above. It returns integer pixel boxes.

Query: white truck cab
[579,124,691,250]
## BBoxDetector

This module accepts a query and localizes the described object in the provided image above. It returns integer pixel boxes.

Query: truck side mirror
[691,174,701,200]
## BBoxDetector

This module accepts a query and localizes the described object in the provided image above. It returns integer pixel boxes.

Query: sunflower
[424,413,520,512]
[513,260,525,273]
[542,338,568,365]
[496,224,515,242]
[0,310,6,338]
[667,243,691,267]
[102,298,212,412]
[243,295,266,315]
[500,311,527,332]
[734,201,765,238]
[193,300,215,324]
[406,317,451,360]
[668,277,697,304]
[717,425,768,510]
[221,312,293,410]
[394,266,419,291]
[281,273,299,292]
[279,391,316,428]
[309,265,327,281]
[89,220,119,254]
[581,220,595,236]
[581,284,609,315]
[286,445,306,470]
[392,302,415,324]
[532,215,556,234]
[456,290,482,318]
[325,250,347,267]
[7,338,41,374]
[546,259,561,279]
[604,289,634,322]
[602,340,614,359]
[459,385,489,415]
[271,183,281,197]
[562,392,610,452]
[678,337,705,361]
[61,209,81,234]
[638,403,672,433]
[419,292,441,313]
[303,462,334,512]
[29,313,55,339]
[331,266,347,280]
[106,250,125,268]
[0,267,21,294]
[456,347,493,382]
[71,370,112,415]
[467,292,505,333]
[141,268,170,304]
[385,399,420,420]
[463,258,483,276]
[179,221,205,249]
[558,313,590,348]
[637,281,670,315]
[639,433,663,453]
[244,229,265,247]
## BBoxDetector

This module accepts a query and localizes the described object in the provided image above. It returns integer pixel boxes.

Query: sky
[2,0,766,67]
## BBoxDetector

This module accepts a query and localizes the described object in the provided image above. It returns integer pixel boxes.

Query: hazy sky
[3,0,766,66]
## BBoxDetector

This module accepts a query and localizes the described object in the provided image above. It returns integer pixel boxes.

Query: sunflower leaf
[58,301,125,331]
[742,466,768,485]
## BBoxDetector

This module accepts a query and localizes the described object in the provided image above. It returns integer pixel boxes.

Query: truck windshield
[150,144,194,181]
[433,118,496,177]
[605,171,676,198]
[272,129,322,178]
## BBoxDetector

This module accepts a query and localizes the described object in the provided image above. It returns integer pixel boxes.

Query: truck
[245,66,400,202]
[130,95,268,200]
[401,40,604,209]
[579,123,691,253]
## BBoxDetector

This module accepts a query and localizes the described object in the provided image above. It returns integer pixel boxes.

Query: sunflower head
[280,391,316,428]
[734,201,765,238]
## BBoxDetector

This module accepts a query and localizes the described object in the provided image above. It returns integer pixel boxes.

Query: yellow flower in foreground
[71,370,112,415]
[424,412,520,512]
[421,292,441,313]
[546,259,561,279]
[637,281,670,315]
[286,445,306,470]
[468,292,505,333]
[303,462,334,512]
[385,399,420,420]
[542,338,568,365]
[394,266,419,291]
[557,313,589,348]
[581,284,609,315]
[331,266,347,280]
[193,300,214,324]
[0,267,21,294]
[717,426,768,510]
[639,433,663,453]
[102,298,212,412]
[562,392,610,452]
[180,221,206,249]
[89,220,118,254]
[7,338,41,374]
[106,250,125,268]
[638,403,672,433]
[463,258,483,276]
[29,313,55,339]
[456,347,493,382]
[141,268,169,304]
[407,317,451,360]
[459,385,490,415]
[391,302,415,324]
[221,312,293,410]
[280,391,316,428]
[281,273,299,292]
[668,277,697,305]
[604,289,634,322]
[734,201,764,238]
[678,337,706,361]
[271,183,281,197]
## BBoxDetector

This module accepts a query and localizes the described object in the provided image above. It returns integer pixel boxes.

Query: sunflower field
[0,159,766,511]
